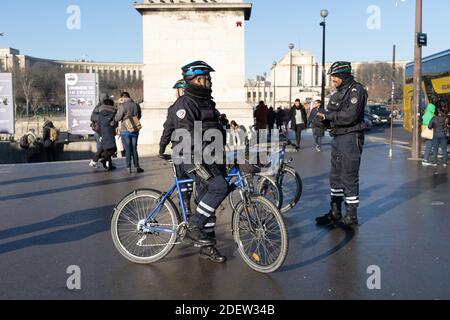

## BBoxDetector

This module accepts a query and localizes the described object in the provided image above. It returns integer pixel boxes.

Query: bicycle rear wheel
[278,166,303,214]
[111,189,180,264]
[233,196,288,273]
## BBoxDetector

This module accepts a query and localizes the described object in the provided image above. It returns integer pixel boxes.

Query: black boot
[342,206,359,226]
[183,224,216,247]
[316,201,342,226]
[100,159,107,170]
[199,246,227,263]
[136,167,144,174]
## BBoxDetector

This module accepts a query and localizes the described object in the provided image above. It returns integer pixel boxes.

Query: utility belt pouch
[187,164,214,182]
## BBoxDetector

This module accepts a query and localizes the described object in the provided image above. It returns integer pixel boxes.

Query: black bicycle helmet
[328,61,352,76]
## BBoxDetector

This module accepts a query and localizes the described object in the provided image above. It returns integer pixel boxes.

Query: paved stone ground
[0,125,449,300]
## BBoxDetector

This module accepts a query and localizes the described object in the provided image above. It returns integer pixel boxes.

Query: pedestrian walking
[254,101,268,130]
[91,93,117,167]
[267,107,276,131]
[42,120,59,162]
[308,99,326,152]
[428,105,449,167]
[421,103,437,166]
[90,98,118,171]
[115,92,144,174]
[289,99,308,151]
[276,107,285,132]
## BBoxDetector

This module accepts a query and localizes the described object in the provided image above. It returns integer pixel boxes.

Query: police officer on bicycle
[315,61,367,227]
[158,61,228,263]
[159,79,195,218]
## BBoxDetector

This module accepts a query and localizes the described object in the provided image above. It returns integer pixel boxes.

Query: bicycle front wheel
[278,166,303,214]
[233,196,288,273]
[111,189,180,264]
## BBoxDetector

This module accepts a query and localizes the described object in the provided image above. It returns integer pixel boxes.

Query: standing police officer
[159,61,228,263]
[316,62,367,227]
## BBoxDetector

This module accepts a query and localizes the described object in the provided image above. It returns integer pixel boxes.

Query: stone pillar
[134,0,253,154]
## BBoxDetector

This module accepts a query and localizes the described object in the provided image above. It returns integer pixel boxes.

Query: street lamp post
[411,0,423,159]
[263,72,267,104]
[272,61,277,108]
[389,45,396,159]
[4,54,9,72]
[257,75,260,103]
[320,9,328,106]
[289,43,294,108]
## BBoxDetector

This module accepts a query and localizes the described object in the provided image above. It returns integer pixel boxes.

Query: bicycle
[229,141,303,214]
[111,161,289,273]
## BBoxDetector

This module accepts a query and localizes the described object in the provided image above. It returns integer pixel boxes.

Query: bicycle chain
[136,223,185,247]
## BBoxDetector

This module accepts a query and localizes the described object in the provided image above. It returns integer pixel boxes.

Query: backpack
[50,127,59,142]
[19,135,29,149]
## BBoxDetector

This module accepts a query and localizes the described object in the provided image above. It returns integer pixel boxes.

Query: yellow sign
[403,84,414,132]
[432,76,450,94]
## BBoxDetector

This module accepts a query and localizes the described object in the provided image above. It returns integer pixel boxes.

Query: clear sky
[0,0,448,79]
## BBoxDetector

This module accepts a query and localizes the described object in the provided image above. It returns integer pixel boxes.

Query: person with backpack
[19,129,40,162]
[421,103,437,166]
[89,98,118,171]
[42,120,58,162]
[115,92,144,174]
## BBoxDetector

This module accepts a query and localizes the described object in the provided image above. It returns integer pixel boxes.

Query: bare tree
[355,63,404,103]
[29,62,65,114]
[14,67,36,117]
[99,75,143,103]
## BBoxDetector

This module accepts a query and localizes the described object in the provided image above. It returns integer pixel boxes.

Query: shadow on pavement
[0,205,113,255]
[0,174,152,202]
[0,171,100,186]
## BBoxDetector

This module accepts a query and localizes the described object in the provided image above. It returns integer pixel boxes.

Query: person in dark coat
[308,99,326,152]
[267,107,276,130]
[42,120,57,162]
[254,101,269,130]
[428,106,449,167]
[219,114,230,130]
[90,99,118,171]
[289,99,308,151]
[276,107,285,132]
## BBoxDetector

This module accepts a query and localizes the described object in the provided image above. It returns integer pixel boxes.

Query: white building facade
[246,49,409,108]
[0,48,143,81]
[246,50,330,107]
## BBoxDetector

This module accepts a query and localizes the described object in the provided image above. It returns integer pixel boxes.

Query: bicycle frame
[142,165,247,236]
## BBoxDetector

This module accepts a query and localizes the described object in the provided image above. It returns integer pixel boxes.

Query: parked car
[365,104,392,126]
[364,114,373,131]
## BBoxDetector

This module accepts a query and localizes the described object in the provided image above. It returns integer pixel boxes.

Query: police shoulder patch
[176,109,186,119]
